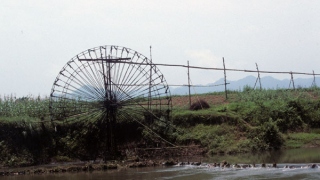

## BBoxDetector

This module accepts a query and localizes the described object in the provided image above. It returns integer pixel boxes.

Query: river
[1,148,320,179]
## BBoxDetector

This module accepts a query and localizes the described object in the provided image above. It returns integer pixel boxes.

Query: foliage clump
[189,99,210,111]
[248,119,284,151]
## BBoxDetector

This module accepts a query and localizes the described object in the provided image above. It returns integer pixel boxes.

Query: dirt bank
[0,145,207,176]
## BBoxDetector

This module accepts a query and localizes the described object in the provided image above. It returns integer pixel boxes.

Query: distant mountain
[170,75,320,95]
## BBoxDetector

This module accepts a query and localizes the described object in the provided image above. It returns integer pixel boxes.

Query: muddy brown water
[1,147,320,179]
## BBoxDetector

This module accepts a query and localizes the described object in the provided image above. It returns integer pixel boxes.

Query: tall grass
[2,86,320,120]
[0,95,49,119]
[237,86,320,102]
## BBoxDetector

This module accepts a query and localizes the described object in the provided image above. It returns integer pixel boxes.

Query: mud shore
[0,145,207,176]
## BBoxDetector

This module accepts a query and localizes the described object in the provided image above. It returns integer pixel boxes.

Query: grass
[284,132,320,148]
[171,86,320,154]
[175,124,241,154]
[0,116,41,123]
[0,95,49,118]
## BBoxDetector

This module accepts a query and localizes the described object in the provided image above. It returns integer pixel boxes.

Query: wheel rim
[49,45,172,124]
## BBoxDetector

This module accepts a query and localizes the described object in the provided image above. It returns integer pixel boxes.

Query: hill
[170,75,320,95]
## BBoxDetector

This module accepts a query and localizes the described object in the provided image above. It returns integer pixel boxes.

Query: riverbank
[0,154,203,176]
[2,162,319,179]
[2,149,320,177]
[2,142,320,176]
[1,87,320,168]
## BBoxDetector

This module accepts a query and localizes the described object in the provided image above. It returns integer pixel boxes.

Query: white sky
[1,0,320,97]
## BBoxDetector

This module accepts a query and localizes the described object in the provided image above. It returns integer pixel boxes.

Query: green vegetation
[284,132,320,148]
[1,86,320,167]
[171,86,320,153]
[0,95,49,119]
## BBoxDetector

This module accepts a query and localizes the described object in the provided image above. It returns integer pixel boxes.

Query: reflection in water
[1,148,320,180]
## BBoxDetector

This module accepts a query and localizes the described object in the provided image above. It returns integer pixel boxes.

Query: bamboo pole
[254,63,262,90]
[78,59,320,76]
[289,71,295,90]
[312,70,316,87]
[187,61,191,107]
[78,57,320,96]
[223,57,228,100]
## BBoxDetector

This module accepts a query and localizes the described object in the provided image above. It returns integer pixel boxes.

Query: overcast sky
[1,0,320,97]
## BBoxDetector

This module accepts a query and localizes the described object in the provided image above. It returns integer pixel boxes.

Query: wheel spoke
[50,45,172,126]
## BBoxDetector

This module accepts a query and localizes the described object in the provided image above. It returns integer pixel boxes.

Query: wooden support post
[289,71,295,90]
[254,63,262,90]
[223,57,228,100]
[187,61,191,107]
[312,70,316,87]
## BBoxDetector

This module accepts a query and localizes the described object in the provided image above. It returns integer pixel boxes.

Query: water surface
[1,148,320,180]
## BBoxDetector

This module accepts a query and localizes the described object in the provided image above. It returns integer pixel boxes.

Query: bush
[248,119,284,151]
[189,99,210,111]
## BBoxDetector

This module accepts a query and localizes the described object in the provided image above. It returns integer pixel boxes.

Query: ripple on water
[0,163,319,180]
[154,163,320,180]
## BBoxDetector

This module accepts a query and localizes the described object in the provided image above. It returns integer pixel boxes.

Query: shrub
[248,119,284,151]
[189,99,210,111]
